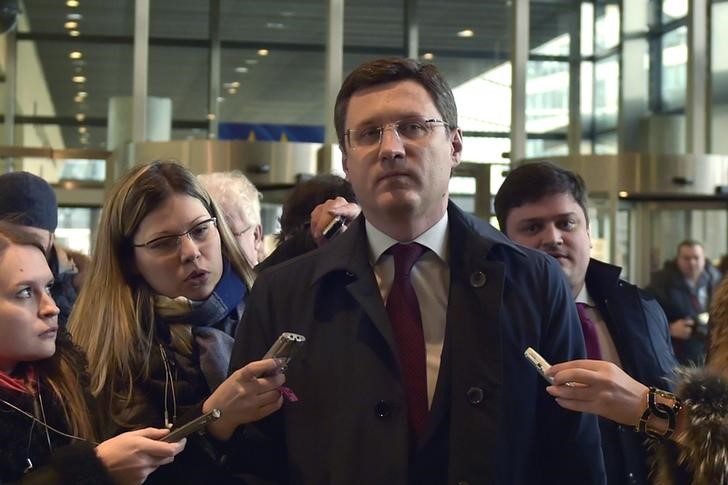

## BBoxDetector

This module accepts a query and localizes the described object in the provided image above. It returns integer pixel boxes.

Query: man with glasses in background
[229,58,605,484]
[199,170,264,267]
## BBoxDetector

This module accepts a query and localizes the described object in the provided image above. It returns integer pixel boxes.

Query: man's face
[342,80,462,233]
[677,244,705,281]
[505,192,591,296]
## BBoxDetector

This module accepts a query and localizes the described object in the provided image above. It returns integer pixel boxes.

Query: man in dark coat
[494,162,678,485]
[228,58,605,484]
[0,171,86,328]
[647,240,723,365]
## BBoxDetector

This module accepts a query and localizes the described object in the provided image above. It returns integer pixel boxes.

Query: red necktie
[386,243,428,441]
[576,303,602,360]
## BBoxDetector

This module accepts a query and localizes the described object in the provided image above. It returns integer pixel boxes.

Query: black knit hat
[0,171,58,231]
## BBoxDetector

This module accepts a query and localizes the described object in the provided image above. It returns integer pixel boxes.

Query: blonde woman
[69,161,284,483]
[0,222,184,483]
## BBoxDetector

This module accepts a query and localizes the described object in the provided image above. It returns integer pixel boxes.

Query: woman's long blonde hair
[0,222,97,440]
[68,161,255,421]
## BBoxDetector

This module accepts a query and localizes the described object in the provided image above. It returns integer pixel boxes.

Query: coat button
[466,387,484,406]
[374,400,391,418]
[469,271,486,288]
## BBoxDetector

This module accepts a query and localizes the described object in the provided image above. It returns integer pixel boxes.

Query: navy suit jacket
[229,202,606,485]
[585,259,678,485]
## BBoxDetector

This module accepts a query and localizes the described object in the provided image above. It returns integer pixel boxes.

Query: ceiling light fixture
[75,113,86,122]
[245,59,258,65]
[72,75,86,83]
[69,30,80,37]
[67,13,82,20]
[64,21,78,29]
[257,49,269,56]
[227,88,237,95]
[422,52,434,60]
[235,66,249,73]
[66,0,79,6]
[266,22,285,29]
[457,29,474,38]
[77,91,88,98]
[78,126,87,134]
[69,51,83,60]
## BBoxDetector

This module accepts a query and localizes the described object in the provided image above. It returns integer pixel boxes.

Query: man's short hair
[278,174,356,242]
[334,57,458,152]
[0,171,58,231]
[677,239,703,254]
[198,171,261,227]
[494,162,589,234]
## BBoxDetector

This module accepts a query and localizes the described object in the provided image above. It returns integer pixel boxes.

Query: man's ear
[253,224,264,249]
[450,128,463,168]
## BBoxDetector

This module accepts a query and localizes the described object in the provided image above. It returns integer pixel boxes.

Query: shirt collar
[575,283,595,307]
[366,212,449,265]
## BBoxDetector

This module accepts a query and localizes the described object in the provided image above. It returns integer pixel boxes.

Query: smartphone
[262,332,306,376]
[322,215,345,240]
[161,408,221,442]
[524,347,554,384]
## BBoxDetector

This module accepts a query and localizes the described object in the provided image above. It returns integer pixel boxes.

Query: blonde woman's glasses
[133,217,217,254]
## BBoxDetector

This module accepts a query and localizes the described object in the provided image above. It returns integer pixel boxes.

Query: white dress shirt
[366,214,450,408]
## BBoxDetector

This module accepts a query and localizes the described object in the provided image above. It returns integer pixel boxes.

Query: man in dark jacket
[0,171,85,327]
[229,58,605,485]
[494,161,678,485]
[647,240,723,365]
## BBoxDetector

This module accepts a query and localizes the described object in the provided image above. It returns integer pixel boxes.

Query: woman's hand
[203,358,286,441]
[545,359,649,427]
[95,428,185,485]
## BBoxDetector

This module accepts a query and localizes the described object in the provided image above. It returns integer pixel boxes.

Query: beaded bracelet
[635,386,683,440]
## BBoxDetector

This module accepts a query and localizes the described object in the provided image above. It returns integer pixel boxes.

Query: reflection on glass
[526,61,569,134]
[661,26,687,111]
[460,136,510,164]
[581,2,594,57]
[595,4,620,53]
[662,0,688,23]
[56,207,99,255]
[526,139,568,158]
[594,55,619,130]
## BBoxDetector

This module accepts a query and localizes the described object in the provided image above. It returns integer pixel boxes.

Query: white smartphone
[524,347,554,384]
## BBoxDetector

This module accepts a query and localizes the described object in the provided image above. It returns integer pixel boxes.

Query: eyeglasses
[133,217,217,254]
[345,117,449,149]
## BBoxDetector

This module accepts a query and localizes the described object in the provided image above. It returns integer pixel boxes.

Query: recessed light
[230,81,240,88]
[64,21,78,29]
[69,30,80,37]
[78,126,87,134]
[69,51,83,59]
[422,52,434,60]
[280,11,295,18]
[75,113,86,122]
[235,66,249,73]
[72,75,86,83]
[67,13,82,20]
[619,191,629,198]
[206,113,216,120]
[457,29,474,38]
[77,91,88,98]
[245,59,258,65]
[257,49,269,56]
[227,88,237,95]
[66,0,79,7]
[266,22,285,29]
[216,97,224,102]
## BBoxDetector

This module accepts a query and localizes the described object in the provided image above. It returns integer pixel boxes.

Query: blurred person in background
[0,171,89,328]
[648,240,723,365]
[198,170,264,267]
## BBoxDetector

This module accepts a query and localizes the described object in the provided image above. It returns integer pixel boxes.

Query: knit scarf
[154,261,247,391]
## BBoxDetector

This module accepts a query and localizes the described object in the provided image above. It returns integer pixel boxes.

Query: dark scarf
[154,261,247,390]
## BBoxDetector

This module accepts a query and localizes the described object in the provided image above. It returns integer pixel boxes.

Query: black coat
[229,203,606,485]
[585,259,678,485]
[0,334,114,484]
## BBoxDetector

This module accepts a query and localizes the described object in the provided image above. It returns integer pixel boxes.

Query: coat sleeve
[8,443,115,485]
[536,257,607,485]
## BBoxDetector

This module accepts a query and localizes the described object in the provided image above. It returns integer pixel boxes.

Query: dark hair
[278,174,356,242]
[494,162,589,234]
[677,239,704,254]
[334,57,457,152]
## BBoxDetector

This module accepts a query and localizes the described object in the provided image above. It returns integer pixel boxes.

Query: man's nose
[540,224,563,247]
[378,125,405,160]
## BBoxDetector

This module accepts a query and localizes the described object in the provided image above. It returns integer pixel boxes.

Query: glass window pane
[595,3,620,53]
[661,26,687,111]
[711,1,728,154]
[662,0,688,23]
[594,54,619,130]
[529,3,578,56]
[526,61,569,134]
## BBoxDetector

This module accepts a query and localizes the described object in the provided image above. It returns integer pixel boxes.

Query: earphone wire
[35,374,52,451]
[159,343,177,429]
[0,396,97,445]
